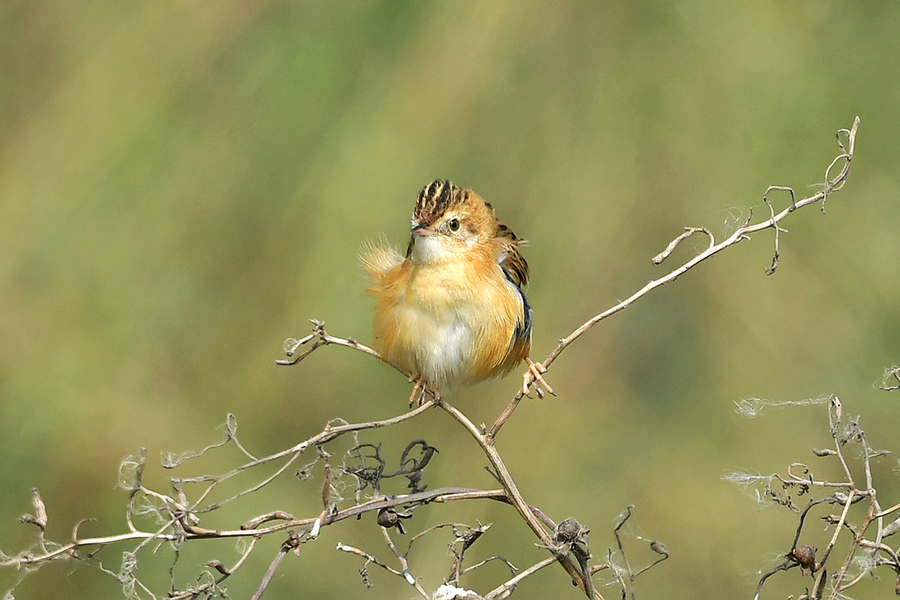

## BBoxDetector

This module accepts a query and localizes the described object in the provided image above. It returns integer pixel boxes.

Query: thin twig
[380,526,430,597]
[484,555,558,600]
[251,533,298,600]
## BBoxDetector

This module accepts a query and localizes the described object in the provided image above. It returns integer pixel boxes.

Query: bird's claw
[522,358,555,398]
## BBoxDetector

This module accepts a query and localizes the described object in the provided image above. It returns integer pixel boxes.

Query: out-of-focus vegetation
[1,2,898,598]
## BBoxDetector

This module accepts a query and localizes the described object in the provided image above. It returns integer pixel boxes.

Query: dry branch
[0,118,861,600]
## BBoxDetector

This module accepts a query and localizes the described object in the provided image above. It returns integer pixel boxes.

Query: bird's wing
[494,221,529,289]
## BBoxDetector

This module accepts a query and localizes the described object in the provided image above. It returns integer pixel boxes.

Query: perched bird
[362,179,553,405]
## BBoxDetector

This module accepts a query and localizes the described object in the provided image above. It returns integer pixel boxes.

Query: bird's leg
[522,357,555,398]
[408,374,425,407]
[407,374,439,406]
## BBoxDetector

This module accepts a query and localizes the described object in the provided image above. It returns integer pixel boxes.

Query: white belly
[402,302,478,387]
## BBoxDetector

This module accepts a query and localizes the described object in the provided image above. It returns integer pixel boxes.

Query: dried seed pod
[788,544,817,574]
[377,507,409,534]
[554,518,589,546]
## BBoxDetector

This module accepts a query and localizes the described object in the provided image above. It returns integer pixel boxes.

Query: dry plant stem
[827,436,880,598]
[815,490,858,595]
[488,118,859,437]
[438,399,603,600]
[875,501,900,520]
[818,400,863,576]
[251,536,294,600]
[610,506,664,599]
[537,117,858,379]
[335,541,401,574]
[484,555,559,600]
[183,401,435,514]
[614,507,636,600]
[0,486,503,570]
[459,555,516,580]
[381,526,431,597]
[809,398,864,598]
[277,319,410,380]
[212,535,258,579]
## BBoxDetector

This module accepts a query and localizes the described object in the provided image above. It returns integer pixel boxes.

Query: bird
[361,179,553,405]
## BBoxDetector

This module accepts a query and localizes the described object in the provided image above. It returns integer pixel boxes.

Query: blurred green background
[1,2,899,599]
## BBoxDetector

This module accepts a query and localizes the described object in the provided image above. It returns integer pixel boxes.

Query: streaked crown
[413,179,471,226]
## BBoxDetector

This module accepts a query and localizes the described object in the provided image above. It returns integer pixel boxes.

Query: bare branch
[534,118,859,388]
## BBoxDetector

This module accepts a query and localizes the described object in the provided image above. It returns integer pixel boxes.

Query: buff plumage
[362,180,551,404]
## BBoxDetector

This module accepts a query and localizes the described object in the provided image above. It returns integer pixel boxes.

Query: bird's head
[407,179,498,265]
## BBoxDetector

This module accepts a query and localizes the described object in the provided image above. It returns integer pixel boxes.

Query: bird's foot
[522,358,555,398]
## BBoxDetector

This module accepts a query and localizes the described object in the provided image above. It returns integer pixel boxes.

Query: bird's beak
[411,223,435,236]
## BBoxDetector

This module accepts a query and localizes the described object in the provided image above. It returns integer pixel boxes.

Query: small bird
[362,179,553,405]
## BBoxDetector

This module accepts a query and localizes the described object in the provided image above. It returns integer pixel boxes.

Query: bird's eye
[448,218,460,232]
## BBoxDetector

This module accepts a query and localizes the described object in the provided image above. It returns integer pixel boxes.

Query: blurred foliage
[1,1,899,599]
